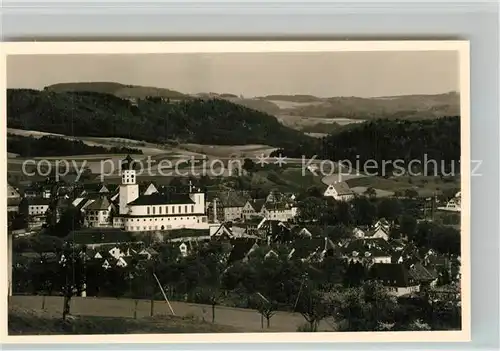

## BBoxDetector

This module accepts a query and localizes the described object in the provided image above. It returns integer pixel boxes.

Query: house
[84,195,114,228]
[352,227,366,239]
[260,189,297,222]
[78,183,111,197]
[40,184,53,199]
[141,182,158,196]
[102,259,111,269]
[210,223,234,240]
[22,197,51,228]
[323,181,354,201]
[264,249,279,260]
[137,248,155,260]
[374,218,391,231]
[365,226,390,241]
[369,263,421,296]
[289,237,338,263]
[208,190,250,222]
[23,184,41,198]
[408,262,439,289]
[265,189,294,205]
[111,156,208,232]
[116,257,128,268]
[391,242,422,265]
[227,239,259,264]
[259,219,292,243]
[108,246,126,260]
[437,191,461,212]
[290,226,313,239]
[241,199,266,220]
[26,197,50,216]
[241,215,266,237]
[261,202,296,222]
[7,183,21,213]
[351,220,391,241]
[178,240,199,257]
[342,238,393,265]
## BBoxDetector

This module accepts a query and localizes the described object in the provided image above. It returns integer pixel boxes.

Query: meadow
[9,295,335,333]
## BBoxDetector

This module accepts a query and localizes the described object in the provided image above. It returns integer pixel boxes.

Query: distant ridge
[46,82,188,100]
[44,81,460,120]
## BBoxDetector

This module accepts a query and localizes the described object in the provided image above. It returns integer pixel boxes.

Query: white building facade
[114,158,208,232]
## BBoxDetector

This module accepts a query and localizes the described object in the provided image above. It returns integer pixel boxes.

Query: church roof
[86,196,112,211]
[127,192,195,206]
[326,181,353,196]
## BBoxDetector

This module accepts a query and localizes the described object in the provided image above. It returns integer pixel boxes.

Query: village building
[207,190,250,223]
[342,238,393,265]
[20,197,51,229]
[288,236,338,263]
[227,239,260,265]
[323,181,355,201]
[368,263,421,296]
[84,196,114,228]
[437,191,461,212]
[261,201,296,222]
[241,199,266,220]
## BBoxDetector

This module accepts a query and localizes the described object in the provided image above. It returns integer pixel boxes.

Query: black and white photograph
[2,41,470,342]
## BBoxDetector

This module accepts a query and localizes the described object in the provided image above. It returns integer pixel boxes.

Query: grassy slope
[9,306,238,335]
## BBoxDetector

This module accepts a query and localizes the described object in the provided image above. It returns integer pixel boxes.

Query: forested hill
[7,89,313,149]
[272,117,461,174]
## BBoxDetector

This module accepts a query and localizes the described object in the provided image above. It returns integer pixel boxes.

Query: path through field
[9,295,336,333]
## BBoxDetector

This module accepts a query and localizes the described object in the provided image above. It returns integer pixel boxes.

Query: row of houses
[31,212,456,298]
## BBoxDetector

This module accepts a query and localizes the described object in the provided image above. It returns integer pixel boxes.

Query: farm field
[268,100,325,109]
[346,176,460,197]
[9,295,336,333]
[351,186,395,198]
[276,114,365,131]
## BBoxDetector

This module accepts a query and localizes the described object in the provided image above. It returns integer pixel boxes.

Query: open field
[321,173,369,184]
[276,114,365,131]
[10,295,336,333]
[9,306,238,335]
[346,176,460,197]
[174,143,278,158]
[268,100,325,109]
[351,186,395,198]
[305,133,329,138]
[8,128,279,160]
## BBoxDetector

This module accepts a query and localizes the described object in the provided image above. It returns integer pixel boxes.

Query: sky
[7,51,460,98]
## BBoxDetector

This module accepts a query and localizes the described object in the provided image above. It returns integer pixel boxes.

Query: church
[110,155,209,232]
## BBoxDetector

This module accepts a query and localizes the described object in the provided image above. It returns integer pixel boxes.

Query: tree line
[7,134,143,157]
[7,89,313,150]
[271,117,460,176]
